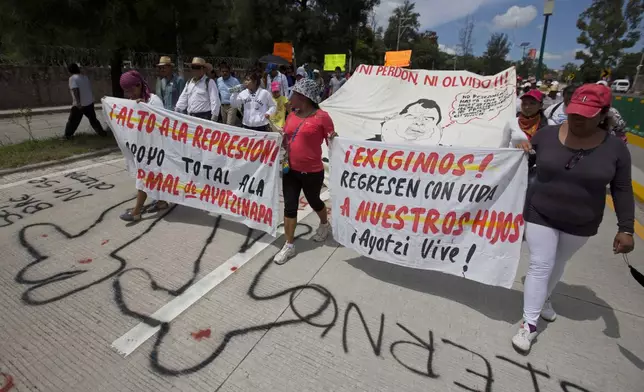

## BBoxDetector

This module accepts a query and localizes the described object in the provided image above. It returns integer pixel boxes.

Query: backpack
[548,102,564,119]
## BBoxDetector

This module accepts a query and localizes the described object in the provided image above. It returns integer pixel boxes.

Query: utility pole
[536,0,554,81]
[174,7,183,76]
[396,16,411,51]
[520,42,530,60]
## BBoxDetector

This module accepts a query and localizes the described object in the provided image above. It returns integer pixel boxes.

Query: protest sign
[330,138,528,288]
[324,54,346,71]
[384,50,412,67]
[273,43,293,62]
[102,97,282,235]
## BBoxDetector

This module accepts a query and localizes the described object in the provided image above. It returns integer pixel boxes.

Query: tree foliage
[575,0,643,69]
[383,0,420,50]
[482,33,511,75]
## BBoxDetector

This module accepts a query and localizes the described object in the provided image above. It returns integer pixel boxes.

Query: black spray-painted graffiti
[0,173,115,228]
[13,199,598,391]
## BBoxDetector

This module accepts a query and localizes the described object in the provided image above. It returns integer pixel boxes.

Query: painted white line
[111,191,330,357]
[0,158,124,191]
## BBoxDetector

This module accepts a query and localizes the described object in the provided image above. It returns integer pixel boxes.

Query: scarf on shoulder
[518,113,541,139]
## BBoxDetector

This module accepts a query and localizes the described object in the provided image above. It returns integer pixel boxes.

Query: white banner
[330,138,528,288]
[102,97,282,235]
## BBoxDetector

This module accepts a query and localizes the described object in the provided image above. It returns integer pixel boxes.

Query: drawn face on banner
[381,99,443,145]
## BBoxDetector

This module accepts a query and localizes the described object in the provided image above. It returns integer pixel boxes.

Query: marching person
[155,56,185,111]
[514,89,548,141]
[217,62,241,125]
[270,81,289,128]
[273,79,338,264]
[544,85,578,125]
[117,70,169,222]
[64,63,107,140]
[328,66,346,97]
[230,73,276,132]
[175,57,221,121]
[512,83,635,352]
[266,63,289,98]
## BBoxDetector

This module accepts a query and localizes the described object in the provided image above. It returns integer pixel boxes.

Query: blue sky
[374,0,642,69]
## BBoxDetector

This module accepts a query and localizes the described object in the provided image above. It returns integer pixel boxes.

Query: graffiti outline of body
[380,99,444,145]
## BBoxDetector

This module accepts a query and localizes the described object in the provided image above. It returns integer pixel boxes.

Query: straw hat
[188,57,207,67]
[157,56,174,66]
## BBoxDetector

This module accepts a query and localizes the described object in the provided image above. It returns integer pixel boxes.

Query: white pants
[523,223,589,326]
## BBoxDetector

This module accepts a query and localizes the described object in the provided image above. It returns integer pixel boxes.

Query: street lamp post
[520,42,530,60]
[536,0,554,81]
[396,16,411,51]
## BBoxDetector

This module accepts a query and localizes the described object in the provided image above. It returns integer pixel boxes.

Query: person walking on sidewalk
[512,83,635,353]
[217,62,241,125]
[174,57,221,121]
[64,63,107,139]
[273,79,338,264]
[155,56,185,111]
[118,70,169,222]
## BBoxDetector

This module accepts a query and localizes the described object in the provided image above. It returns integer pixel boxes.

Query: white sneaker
[311,222,331,242]
[512,322,538,352]
[274,243,296,265]
[541,299,557,322]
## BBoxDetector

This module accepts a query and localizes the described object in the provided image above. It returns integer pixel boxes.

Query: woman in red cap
[512,83,635,353]
[514,89,548,140]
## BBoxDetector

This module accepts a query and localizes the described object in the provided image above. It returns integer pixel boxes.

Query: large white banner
[102,97,282,235]
[330,138,528,288]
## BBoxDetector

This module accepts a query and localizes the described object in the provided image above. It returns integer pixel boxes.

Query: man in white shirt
[266,63,289,98]
[328,66,346,96]
[64,63,106,140]
[175,57,221,121]
[543,84,577,125]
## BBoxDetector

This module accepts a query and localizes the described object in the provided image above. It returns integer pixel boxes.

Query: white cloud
[537,24,543,30]
[492,5,538,30]
[373,0,509,30]
[439,44,457,55]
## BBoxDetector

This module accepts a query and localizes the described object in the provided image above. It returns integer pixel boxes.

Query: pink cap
[520,89,544,102]
[566,84,612,118]
[271,81,280,92]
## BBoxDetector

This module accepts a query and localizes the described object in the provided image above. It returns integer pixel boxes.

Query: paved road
[0,109,107,144]
[0,153,642,392]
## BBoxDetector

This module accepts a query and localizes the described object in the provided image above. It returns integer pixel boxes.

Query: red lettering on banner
[193,126,204,148]
[159,117,170,136]
[199,184,273,226]
[146,114,156,133]
[178,122,188,144]
[137,110,149,131]
[126,109,136,129]
[201,128,212,151]
[208,130,221,152]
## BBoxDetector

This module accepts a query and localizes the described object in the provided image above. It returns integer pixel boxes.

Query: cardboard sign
[273,43,293,62]
[324,54,346,71]
[384,50,412,67]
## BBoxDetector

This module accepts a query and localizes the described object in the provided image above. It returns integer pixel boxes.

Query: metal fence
[0,45,253,70]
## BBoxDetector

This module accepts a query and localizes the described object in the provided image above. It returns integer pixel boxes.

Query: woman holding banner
[513,84,635,352]
[230,73,276,132]
[273,79,338,264]
[117,70,169,222]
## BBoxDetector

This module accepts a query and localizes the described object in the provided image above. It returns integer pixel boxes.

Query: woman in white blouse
[230,72,276,132]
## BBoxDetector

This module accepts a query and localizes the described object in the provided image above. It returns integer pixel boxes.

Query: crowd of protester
[64,55,636,356]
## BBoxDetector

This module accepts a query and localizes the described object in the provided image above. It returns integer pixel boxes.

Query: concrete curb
[0,147,121,177]
[0,104,102,119]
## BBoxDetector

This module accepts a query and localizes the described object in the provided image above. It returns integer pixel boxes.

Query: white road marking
[111,191,330,357]
[0,158,124,190]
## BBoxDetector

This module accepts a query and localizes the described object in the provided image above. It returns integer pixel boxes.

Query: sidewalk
[0,103,102,119]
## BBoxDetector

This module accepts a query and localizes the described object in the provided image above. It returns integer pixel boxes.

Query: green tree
[482,33,511,75]
[613,51,643,80]
[516,58,535,79]
[575,0,643,70]
[410,30,440,69]
[383,0,420,51]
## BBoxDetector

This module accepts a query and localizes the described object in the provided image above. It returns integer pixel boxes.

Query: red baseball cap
[520,89,544,102]
[566,84,612,118]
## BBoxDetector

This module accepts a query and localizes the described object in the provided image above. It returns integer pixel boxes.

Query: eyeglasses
[191,66,203,70]
[565,150,585,170]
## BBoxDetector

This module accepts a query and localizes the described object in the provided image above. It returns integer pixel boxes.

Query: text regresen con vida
[354,64,511,88]
[108,104,281,166]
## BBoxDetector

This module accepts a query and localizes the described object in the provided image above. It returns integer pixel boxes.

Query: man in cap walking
[155,56,185,111]
[266,63,289,98]
[175,57,221,121]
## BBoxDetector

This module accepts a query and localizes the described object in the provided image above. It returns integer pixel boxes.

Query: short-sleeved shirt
[270,95,289,128]
[69,74,94,107]
[283,109,335,173]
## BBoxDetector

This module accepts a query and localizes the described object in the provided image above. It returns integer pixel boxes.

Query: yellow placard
[273,43,293,62]
[384,50,412,67]
[324,54,346,71]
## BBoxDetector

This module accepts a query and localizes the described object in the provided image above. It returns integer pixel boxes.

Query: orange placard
[384,50,412,67]
[273,43,293,62]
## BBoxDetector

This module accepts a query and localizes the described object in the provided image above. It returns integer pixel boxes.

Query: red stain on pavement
[41,234,48,238]
[230,266,238,272]
[0,373,14,392]
[191,328,211,341]
[78,258,93,264]
[101,240,109,245]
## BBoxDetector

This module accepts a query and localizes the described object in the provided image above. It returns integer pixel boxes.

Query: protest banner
[384,50,412,67]
[102,97,282,235]
[324,54,346,71]
[330,138,528,288]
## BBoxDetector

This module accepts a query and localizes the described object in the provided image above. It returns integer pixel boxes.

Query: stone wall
[0,65,158,110]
